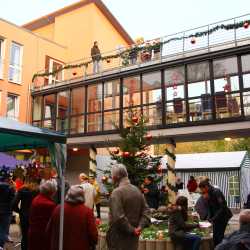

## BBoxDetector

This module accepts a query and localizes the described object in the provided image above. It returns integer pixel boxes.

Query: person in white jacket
[79,173,96,210]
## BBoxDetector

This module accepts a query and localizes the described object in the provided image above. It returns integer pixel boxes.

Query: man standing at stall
[199,179,232,247]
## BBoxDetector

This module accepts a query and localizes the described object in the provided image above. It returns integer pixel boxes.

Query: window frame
[7,94,19,120]
[8,42,23,84]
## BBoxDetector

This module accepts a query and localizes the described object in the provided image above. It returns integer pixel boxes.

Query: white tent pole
[59,174,65,250]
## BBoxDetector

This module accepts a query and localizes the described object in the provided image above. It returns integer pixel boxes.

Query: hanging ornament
[106,59,111,63]
[122,151,130,158]
[145,133,152,141]
[132,116,139,123]
[244,21,249,29]
[72,71,77,76]
[191,37,196,44]
[101,176,108,183]
[112,148,119,155]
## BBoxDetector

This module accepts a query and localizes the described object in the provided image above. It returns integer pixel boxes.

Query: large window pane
[243,74,250,89]
[123,76,140,107]
[189,98,212,122]
[7,94,19,120]
[87,113,102,132]
[88,84,102,112]
[142,105,162,125]
[188,62,211,97]
[166,99,186,124]
[213,57,239,93]
[104,110,119,130]
[71,87,85,115]
[44,94,56,119]
[142,71,162,104]
[215,93,241,119]
[165,66,185,101]
[70,116,84,134]
[57,91,69,119]
[33,96,42,121]
[8,42,22,83]
[242,54,250,73]
[243,92,250,116]
[123,107,141,128]
[104,80,120,110]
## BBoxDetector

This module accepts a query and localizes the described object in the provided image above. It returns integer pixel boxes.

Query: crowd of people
[0,164,250,250]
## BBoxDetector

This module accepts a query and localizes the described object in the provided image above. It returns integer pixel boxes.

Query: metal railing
[32,13,250,91]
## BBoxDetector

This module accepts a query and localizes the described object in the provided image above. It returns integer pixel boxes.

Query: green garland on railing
[32,19,250,82]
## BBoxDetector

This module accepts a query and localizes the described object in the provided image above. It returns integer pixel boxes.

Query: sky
[0,0,249,40]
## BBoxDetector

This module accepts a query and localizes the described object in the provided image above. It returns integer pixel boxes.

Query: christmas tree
[101,108,163,190]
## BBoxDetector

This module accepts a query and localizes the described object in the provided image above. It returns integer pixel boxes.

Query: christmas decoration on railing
[32,19,250,82]
[89,146,97,177]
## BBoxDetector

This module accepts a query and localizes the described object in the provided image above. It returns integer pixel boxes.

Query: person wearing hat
[46,185,98,250]
[79,173,96,210]
[0,173,15,250]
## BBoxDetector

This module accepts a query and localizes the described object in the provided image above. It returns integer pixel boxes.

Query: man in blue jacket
[0,173,15,250]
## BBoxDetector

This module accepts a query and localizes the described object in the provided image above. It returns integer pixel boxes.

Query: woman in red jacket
[28,180,57,250]
[187,176,198,193]
[46,185,98,250]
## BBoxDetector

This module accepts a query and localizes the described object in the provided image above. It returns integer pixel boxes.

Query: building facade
[0,0,132,124]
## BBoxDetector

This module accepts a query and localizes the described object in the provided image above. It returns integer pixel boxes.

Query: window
[187,62,212,122]
[48,58,64,84]
[7,94,19,119]
[43,94,56,129]
[228,176,240,197]
[0,39,4,79]
[165,66,186,124]
[57,91,69,133]
[123,76,140,107]
[33,96,42,121]
[9,42,22,83]
[213,57,241,119]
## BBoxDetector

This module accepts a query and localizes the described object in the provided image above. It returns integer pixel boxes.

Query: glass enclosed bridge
[31,14,250,146]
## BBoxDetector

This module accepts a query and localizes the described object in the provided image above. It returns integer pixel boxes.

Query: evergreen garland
[32,19,250,82]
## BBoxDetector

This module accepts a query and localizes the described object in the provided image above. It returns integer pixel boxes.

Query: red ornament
[145,133,152,141]
[112,148,119,155]
[72,71,77,76]
[101,176,108,183]
[191,37,196,44]
[244,21,249,29]
[132,116,139,123]
[106,59,111,63]
[122,151,130,158]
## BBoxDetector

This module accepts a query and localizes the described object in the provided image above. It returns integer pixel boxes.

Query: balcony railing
[32,13,250,91]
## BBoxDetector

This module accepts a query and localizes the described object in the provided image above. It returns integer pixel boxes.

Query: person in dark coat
[142,176,159,209]
[46,185,98,250]
[28,180,57,250]
[244,193,250,209]
[199,179,233,247]
[107,164,150,250]
[169,196,201,250]
[187,176,198,193]
[176,177,184,191]
[0,174,15,250]
[91,41,101,74]
[129,45,138,64]
[215,209,250,250]
[12,181,39,250]
[194,194,208,220]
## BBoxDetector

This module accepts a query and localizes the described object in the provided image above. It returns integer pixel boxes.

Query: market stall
[0,117,66,250]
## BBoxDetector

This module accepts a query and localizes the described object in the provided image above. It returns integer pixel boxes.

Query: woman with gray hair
[28,180,57,250]
[46,185,98,250]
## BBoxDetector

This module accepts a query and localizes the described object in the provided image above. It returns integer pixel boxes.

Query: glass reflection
[33,96,42,121]
[215,93,241,119]
[142,71,162,104]
[123,76,140,107]
[104,80,120,110]
[70,116,84,134]
[243,92,250,116]
[166,100,186,124]
[71,87,85,115]
[88,84,102,112]
[143,105,162,125]
[104,110,119,130]
[87,113,102,132]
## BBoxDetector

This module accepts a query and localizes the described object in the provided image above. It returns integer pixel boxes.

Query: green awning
[0,117,66,152]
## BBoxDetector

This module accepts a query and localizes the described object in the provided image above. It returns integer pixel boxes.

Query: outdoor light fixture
[224,137,232,142]
[73,148,78,152]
